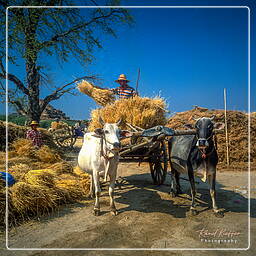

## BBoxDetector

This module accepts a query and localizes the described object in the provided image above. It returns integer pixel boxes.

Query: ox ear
[99,116,105,127]
[120,130,133,138]
[184,123,194,129]
[214,122,225,130]
[116,119,122,126]
[94,128,104,136]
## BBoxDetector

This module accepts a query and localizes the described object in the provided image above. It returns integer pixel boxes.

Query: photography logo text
[196,227,241,244]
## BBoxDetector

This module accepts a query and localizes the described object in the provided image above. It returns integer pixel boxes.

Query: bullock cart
[119,124,196,185]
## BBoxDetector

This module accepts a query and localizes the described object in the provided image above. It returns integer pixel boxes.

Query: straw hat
[30,121,39,126]
[115,74,130,83]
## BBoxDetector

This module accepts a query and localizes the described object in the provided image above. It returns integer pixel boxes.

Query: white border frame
[5,5,251,251]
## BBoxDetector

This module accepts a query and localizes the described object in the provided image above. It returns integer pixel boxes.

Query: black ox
[168,116,224,217]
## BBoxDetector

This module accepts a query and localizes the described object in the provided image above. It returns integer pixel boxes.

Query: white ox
[78,117,127,216]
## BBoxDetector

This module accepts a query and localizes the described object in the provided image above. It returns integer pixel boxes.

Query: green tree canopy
[0,0,133,121]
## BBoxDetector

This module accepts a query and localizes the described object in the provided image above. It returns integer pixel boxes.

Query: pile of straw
[49,161,74,175]
[167,107,256,165]
[88,96,168,131]
[10,182,58,215]
[1,165,91,226]
[11,139,35,158]
[9,163,31,181]
[25,170,55,188]
[77,80,115,106]
[35,145,61,163]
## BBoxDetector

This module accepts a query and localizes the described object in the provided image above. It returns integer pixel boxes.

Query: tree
[0,0,133,122]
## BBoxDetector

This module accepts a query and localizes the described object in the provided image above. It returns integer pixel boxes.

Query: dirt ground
[0,152,255,256]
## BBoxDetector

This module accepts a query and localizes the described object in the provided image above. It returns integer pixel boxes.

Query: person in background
[26,121,43,148]
[74,120,84,137]
[112,74,137,99]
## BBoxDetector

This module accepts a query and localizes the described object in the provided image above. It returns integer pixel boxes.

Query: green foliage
[0,114,29,125]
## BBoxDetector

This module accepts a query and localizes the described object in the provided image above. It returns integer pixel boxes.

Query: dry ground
[0,158,255,256]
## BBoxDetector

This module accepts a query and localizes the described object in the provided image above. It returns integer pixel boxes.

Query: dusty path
[0,162,255,256]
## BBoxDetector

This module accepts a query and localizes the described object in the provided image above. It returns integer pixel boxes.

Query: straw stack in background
[88,96,168,131]
[77,80,115,106]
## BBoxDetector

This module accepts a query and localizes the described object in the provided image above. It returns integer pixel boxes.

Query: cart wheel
[149,141,168,185]
[52,126,77,149]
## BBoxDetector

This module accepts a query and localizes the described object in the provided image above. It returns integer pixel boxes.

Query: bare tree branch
[40,9,121,49]
[0,59,29,95]
[40,75,97,112]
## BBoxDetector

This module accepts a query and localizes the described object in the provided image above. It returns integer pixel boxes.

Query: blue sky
[2,0,255,120]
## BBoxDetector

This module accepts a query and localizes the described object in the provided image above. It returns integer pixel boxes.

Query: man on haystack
[112,74,137,99]
[26,121,43,148]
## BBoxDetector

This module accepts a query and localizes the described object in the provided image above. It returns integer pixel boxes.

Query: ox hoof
[214,211,224,218]
[189,209,198,216]
[93,208,101,216]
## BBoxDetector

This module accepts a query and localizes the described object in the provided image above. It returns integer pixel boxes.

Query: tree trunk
[27,62,41,123]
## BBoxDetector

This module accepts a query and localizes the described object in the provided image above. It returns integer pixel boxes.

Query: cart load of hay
[77,80,168,130]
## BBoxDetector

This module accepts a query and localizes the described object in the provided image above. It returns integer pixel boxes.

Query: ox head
[185,116,224,150]
[94,117,131,152]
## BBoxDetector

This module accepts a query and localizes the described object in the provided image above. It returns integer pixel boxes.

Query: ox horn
[209,115,216,121]
[192,116,200,121]
[99,116,105,126]
[116,119,122,126]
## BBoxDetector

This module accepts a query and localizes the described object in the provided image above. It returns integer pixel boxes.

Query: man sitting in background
[112,74,137,99]
[26,121,43,148]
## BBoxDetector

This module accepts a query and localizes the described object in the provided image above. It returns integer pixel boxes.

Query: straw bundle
[88,96,167,131]
[11,139,36,158]
[10,182,58,214]
[9,163,31,181]
[49,161,74,175]
[35,145,61,163]
[55,175,88,201]
[77,80,115,106]
[25,170,55,188]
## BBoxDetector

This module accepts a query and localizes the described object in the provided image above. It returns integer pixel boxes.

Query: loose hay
[88,96,167,131]
[77,80,115,106]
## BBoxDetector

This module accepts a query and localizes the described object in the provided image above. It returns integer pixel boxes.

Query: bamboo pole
[224,88,230,166]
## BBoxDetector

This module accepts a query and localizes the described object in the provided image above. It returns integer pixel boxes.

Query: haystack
[77,80,115,106]
[167,107,256,165]
[88,96,167,131]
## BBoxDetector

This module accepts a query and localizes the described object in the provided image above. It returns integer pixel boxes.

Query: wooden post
[224,88,230,166]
